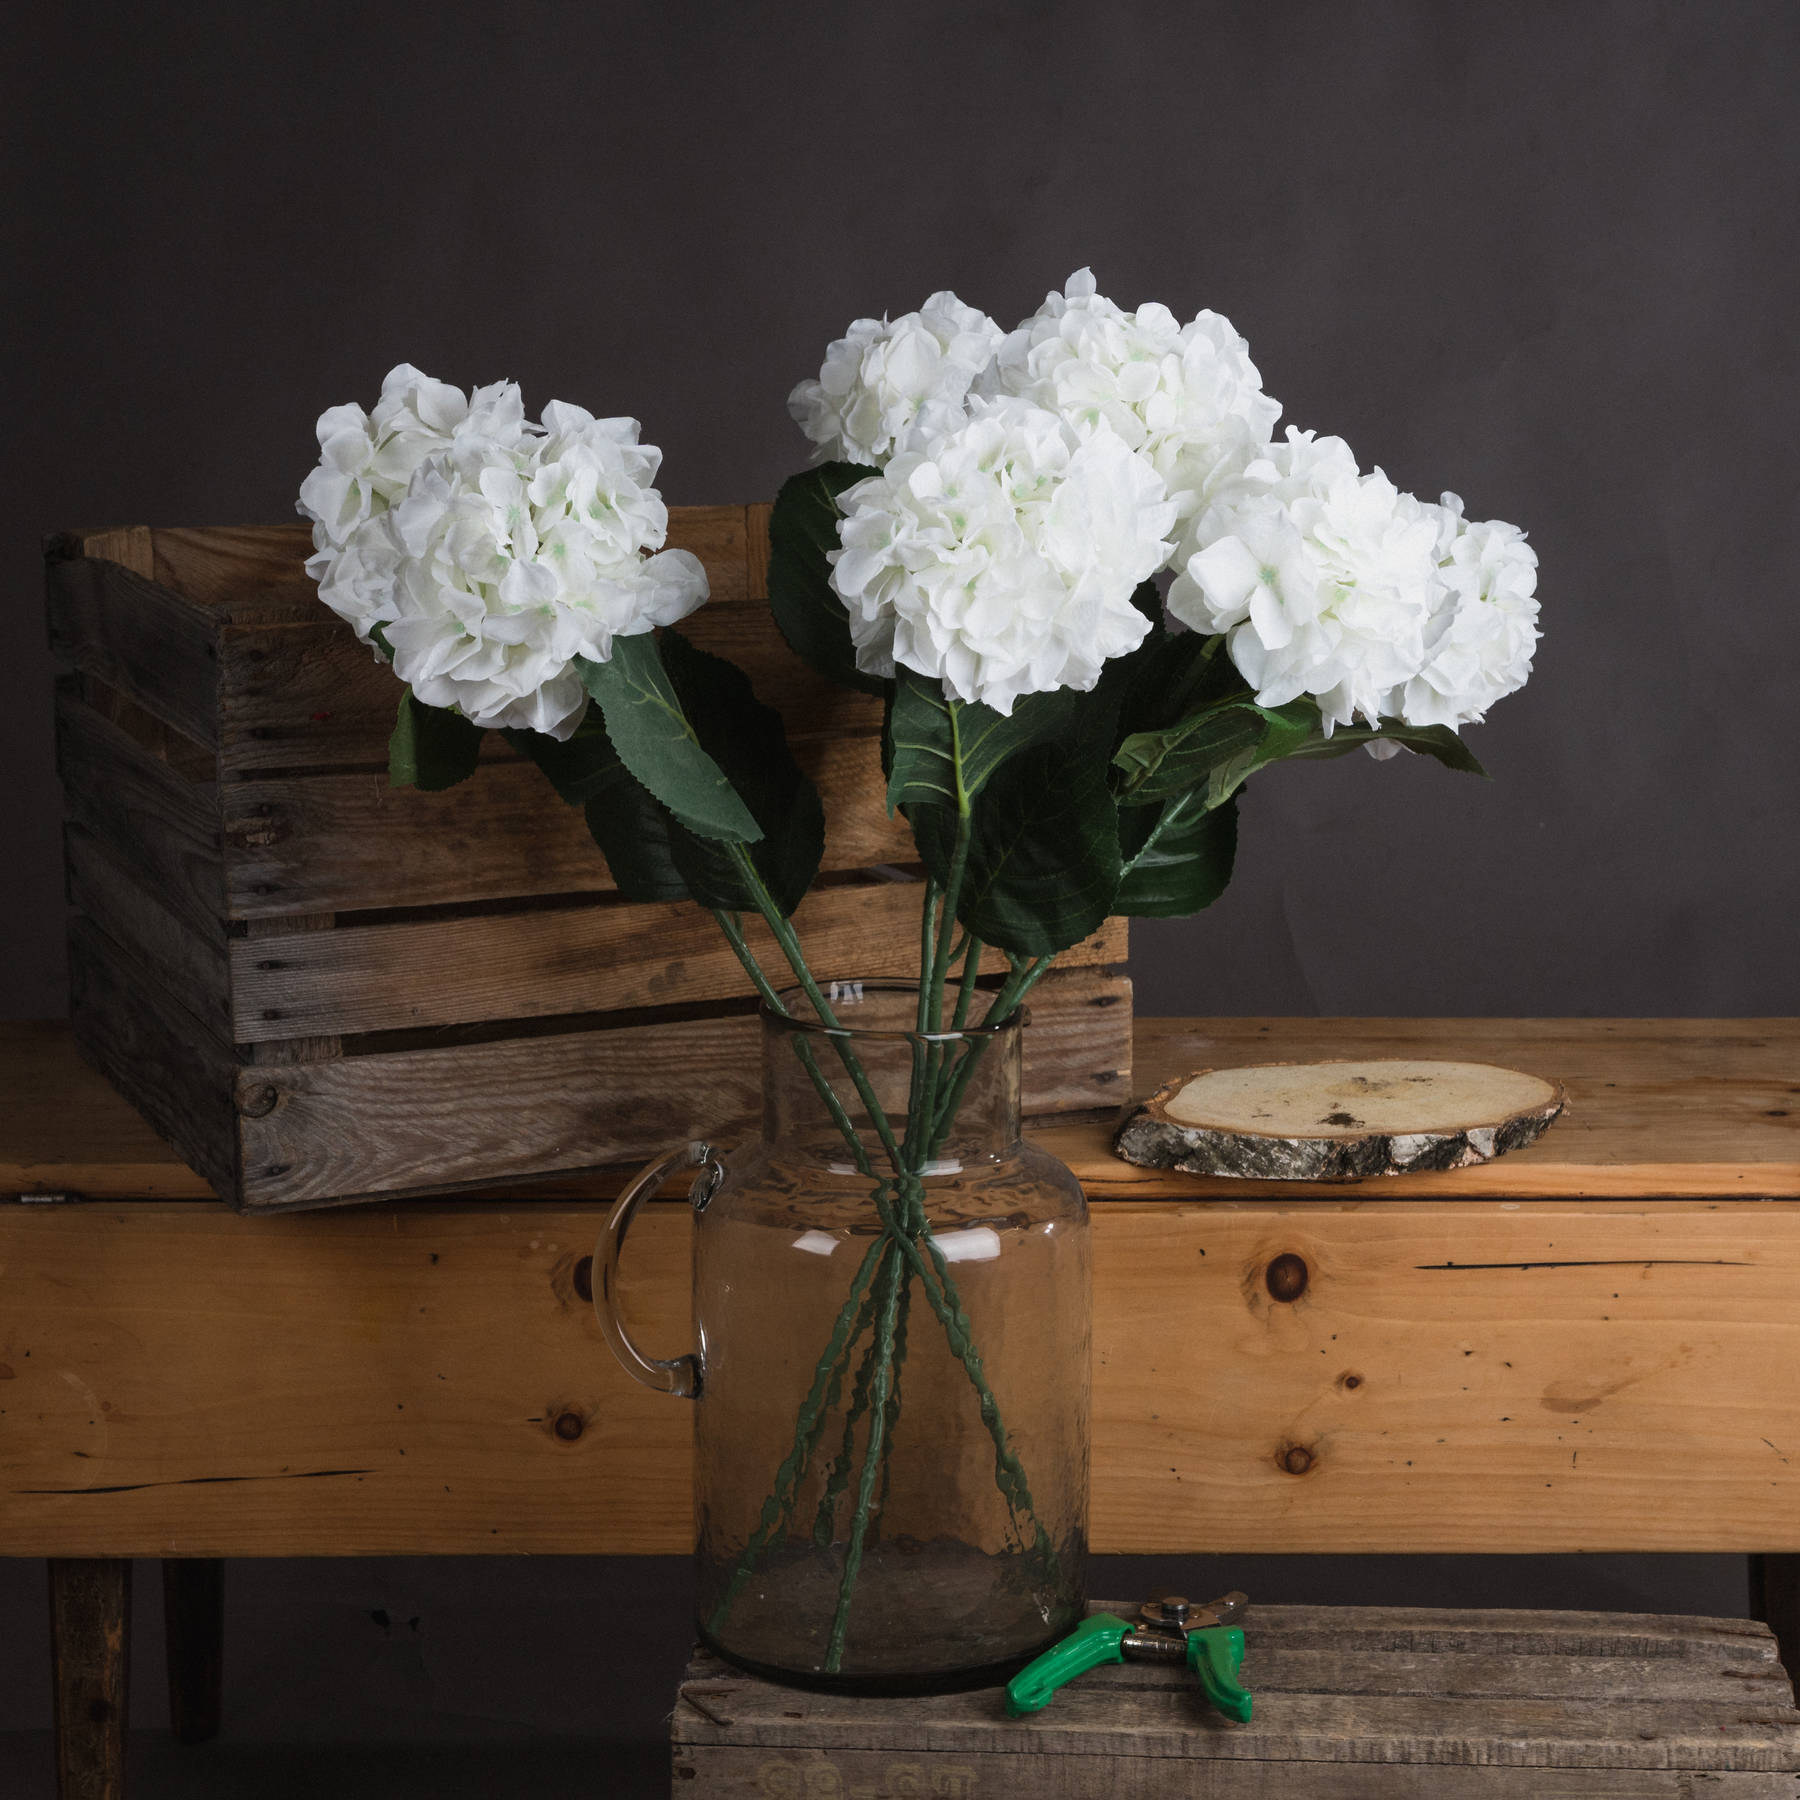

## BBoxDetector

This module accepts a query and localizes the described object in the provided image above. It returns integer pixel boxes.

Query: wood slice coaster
[1113,1058,1566,1181]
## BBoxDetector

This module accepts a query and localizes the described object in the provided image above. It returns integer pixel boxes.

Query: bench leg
[1751,1554,1800,1679]
[48,1557,130,1800]
[161,1558,223,1745]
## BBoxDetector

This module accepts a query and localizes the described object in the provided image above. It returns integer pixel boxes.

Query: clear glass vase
[596,981,1090,1692]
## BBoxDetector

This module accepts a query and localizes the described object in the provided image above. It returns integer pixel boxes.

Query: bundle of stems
[705,836,1057,1671]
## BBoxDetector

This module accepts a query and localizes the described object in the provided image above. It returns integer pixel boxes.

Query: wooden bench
[673,1603,1800,1796]
[5,1015,1800,1797]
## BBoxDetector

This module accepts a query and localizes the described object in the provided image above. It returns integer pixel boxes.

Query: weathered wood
[161,1557,223,1746]
[217,734,911,918]
[68,918,239,1201]
[230,966,1126,1209]
[48,1557,131,1800]
[10,1195,1800,1555]
[65,822,234,1041]
[55,686,225,944]
[226,883,1124,1041]
[670,1749,1798,1796]
[1116,1058,1567,1181]
[671,1609,1800,1789]
[46,546,221,750]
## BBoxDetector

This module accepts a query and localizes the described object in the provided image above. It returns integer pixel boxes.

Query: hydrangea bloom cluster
[983,267,1281,555]
[1168,429,1540,735]
[829,396,1176,714]
[794,268,1539,732]
[298,368,707,739]
[787,292,1004,467]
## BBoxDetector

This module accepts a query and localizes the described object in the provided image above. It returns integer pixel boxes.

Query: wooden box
[672,1603,1800,1797]
[45,514,1130,1212]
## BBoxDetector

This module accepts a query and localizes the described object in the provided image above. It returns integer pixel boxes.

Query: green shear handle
[1004,1614,1252,1721]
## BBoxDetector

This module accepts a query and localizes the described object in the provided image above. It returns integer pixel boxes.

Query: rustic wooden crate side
[54,687,227,945]
[68,919,240,1202]
[225,886,1126,1043]
[232,966,1128,1210]
[65,823,234,1043]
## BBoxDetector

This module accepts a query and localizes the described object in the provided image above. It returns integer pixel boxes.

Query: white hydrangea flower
[1168,429,1442,734]
[828,396,1177,715]
[300,370,707,739]
[788,291,1004,467]
[984,268,1281,547]
[298,364,532,588]
[1389,493,1540,729]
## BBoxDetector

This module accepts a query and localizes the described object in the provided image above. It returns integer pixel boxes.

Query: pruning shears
[1005,1592,1252,1721]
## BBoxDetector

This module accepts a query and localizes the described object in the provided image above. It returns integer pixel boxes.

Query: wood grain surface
[8,1191,1800,1556]
[4,1018,1793,1203]
[670,1609,1800,1791]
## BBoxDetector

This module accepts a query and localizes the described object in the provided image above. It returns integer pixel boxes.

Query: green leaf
[1113,696,1315,808]
[885,670,1085,816]
[1114,790,1240,918]
[656,629,825,917]
[388,691,485,792]
[579,634,762,843]
[582,776,691,903]
[503,718,691,903]
[912,745,1123,958]
[767,462,885,694]
[1283,717,1491,777]
[501,715,618,807]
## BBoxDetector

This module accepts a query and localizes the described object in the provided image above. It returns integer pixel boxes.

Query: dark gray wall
[1,2,1791,1787]
[7,0,1798,1019]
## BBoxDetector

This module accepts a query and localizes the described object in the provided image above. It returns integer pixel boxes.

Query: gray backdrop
[4,1,1794,1791]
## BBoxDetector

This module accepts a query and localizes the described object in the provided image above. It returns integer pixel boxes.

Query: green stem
[824,1237,907,1673]
[705,1229,891,1635]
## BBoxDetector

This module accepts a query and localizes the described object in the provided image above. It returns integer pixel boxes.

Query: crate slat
[232,967,1129,1210]
[225,886,1125,1042]
[216,735,912,919]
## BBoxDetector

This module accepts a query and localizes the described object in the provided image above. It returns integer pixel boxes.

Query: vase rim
[761,979,1024,1042]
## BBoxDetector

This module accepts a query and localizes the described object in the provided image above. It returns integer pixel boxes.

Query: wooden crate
[45,514,1131,1212]
[672,1603,1800,1796]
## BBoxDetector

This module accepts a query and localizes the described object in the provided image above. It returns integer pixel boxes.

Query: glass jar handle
[594,1140,721,1399]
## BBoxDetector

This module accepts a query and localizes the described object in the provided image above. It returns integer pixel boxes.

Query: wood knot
[239,1084,280,1119]
[572,1255,594,1305]
[1266,1253,1309,1303]
[553,1411,585,1442]
[1278,1442,1316,1476]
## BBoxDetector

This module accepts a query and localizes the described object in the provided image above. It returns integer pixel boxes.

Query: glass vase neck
[759,981,1024,1171]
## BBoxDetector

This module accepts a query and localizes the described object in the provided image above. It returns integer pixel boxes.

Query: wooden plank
[67,920,239,1203]
[230,965,1126,1209]
[673,1684,1800,1770]
[217,733,910,918]
[1079,1018,1800,1198]
[65,824,234,1043]
[45,550,221,750]
[226,878,1125,1040]
[48,1558,131,1800]
[54,687,225,944]
[674,1748,1799,1796]
[6,1020,1800,1206]
[10,1199,1800,1555]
